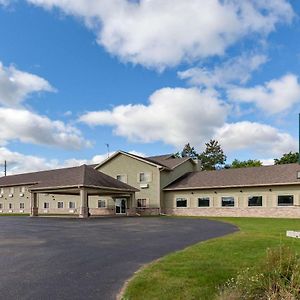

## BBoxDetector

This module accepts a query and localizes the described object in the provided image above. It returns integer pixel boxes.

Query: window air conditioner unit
[8,210,13,213]
[140,183,149,189]
[8,194,13,198]
[19,210,24,213]
[19,193,24,197]
[69,209,75,213]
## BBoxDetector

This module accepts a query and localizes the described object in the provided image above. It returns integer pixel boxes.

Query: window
[248,196,262,207]
[69,202,75,209]
[98,200,106,208]
[138,172,152,183]
[198,197,210,207]
[19,186,25,193]
[278,195,294,206]
[57,202,64,209]
[44,202,49,209]
[0,203,2,209]
[9,203,12,209]
[9,187,14,194]
[176,198,188,208]
[137,199,147,208]
[20,203,25,209]
[0,188,4,194]
[221,196,235,207]
[116,174,127,183]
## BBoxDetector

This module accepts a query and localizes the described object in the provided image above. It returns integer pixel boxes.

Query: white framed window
[116,174,127,183]
[98,199,106,208]
[19,186,25,193]
[9,187,14,194]
[278,195,294,206]
[0,188,4,194]
[198,197,210,207]
[0,203,2,209]
[248,196,263,207]
[69,202,75,209]
[57,202,64,209]
[138,172,152,183]
[137,198,147,208]
[176,197,188,208]
[221,196,235,207]
[8,203,13,209]
[20,203,25,209]
[44,202,49,209]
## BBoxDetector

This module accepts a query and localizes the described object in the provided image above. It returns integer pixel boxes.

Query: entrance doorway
[115,198,126,214]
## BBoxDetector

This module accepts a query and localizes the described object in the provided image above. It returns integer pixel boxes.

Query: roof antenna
[105,144,110,158]
[4,160,6,177]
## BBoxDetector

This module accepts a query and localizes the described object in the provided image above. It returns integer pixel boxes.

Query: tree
[274,152,299,165]
[198,140,226,170]
[175,143,199,159]
[231,159,262,168]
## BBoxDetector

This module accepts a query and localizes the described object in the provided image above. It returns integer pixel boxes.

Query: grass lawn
[122,217,300,300]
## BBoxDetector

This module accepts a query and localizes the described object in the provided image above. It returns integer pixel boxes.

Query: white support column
[79,188,89,218]
[30,192,38,217]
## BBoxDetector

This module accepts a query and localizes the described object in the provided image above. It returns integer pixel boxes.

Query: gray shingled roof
[0,165,138,192]
[146,154,192,170]
[164,163,300,190]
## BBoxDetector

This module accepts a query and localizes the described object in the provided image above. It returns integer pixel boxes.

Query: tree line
[175,140,300,171]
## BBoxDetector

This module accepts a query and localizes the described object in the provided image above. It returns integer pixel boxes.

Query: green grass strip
[123,217,300,300]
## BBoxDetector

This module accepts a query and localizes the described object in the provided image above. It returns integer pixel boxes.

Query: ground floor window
[9,203,13,209]
[44,202,49,209]
[98,199,106,208]
[198,197,210,207]
[57,202,64,209]
[248,196,262,207]
[137,198,147,208]
[0,203,2,209]
[221,196,235,207]
[176,198,188,208]
[20,203,25,209]
[69,202,75,209]
[278,195,294,206]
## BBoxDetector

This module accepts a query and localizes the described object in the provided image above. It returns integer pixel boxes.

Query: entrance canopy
[27,164,138,218]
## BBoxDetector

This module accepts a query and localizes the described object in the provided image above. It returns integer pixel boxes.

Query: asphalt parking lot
[0,216,237,299]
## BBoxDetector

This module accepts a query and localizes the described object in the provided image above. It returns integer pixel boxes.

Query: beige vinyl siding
[98,153,160,208]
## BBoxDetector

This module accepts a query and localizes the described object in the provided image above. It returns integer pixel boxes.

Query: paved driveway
[0,216,237,300]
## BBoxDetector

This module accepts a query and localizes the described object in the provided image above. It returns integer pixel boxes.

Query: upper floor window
[9,187,14,194]
[176,198,188,208]
[278,195,294,206]
[248,196,262,207]
[98,199,106,208]
[0,188,4,194]
[198,197,210,207]
[138,172,152,183]
[221,196,235,207]
[19,186,25,193]
[116,174,127,183]
[137,198,147,208]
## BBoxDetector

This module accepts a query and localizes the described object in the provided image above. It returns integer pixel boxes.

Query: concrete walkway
[0,216,237,299]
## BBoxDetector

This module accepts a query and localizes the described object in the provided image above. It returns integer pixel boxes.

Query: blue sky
[0,0,300,173]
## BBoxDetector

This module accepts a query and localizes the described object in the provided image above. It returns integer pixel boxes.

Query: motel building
[0,150,300,218]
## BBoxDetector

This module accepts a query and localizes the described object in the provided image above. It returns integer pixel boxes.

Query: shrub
[219,246,300,300]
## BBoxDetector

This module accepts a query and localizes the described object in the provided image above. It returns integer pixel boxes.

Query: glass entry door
[115,198,126,214]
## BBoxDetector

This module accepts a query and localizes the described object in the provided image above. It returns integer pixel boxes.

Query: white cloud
[26,0,294,70]
[79,87,228,148]
[215,121,297,156]
[0,108,90,149]
[260,158,274,166]
[0,62,55,107]
[178,53,268,87]
[228,74,300,114]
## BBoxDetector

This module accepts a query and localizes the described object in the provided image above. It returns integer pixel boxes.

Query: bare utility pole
[105,144,110,158]
[4,160,6,176]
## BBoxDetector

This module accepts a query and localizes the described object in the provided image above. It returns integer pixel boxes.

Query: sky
[0,0,300,174]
